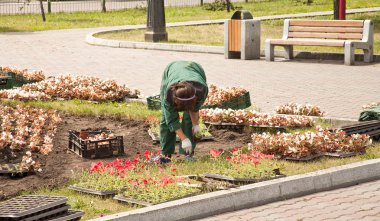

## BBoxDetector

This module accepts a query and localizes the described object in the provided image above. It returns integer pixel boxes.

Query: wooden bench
[265,19,374,65]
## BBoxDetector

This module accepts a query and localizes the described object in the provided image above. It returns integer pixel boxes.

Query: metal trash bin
[224,10,261,60]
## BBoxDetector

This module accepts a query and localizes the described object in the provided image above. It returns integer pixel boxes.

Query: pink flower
[210,148,221,158]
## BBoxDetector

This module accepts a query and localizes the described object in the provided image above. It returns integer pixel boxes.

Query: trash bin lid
[231,10,253,20]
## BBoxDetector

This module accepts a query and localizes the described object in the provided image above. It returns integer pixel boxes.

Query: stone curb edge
[90,159,380,221]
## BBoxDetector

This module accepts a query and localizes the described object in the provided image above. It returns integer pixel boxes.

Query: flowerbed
[0,104,61,171]
[275,102,325,117]
[250,127,372,159]
[200,108,314,127]
[0,75,140,102]
[72,147,279,205]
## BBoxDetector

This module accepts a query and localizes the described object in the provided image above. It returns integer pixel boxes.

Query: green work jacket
[160,61,208,132]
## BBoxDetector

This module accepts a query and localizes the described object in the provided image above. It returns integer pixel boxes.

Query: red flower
[144,150,151,161]
[226,156,232,161]
[210,148,221,158]
[90,161,104,173]
[171,168,177,172]
[143,179,148,185]
[133,155,140,164]
[232,147,238,154]
[141,164,145,169]
[125,160,134,170]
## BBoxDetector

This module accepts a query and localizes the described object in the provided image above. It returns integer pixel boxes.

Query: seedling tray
[114,192,198,207]
[323,151,365,158]
[204,173,286,184]
[113,195,153,207]
[0,195,68,220]
[148,129,215,144]
[0,164,34,178]
[284,153,323,162]
[46,210,85,221]
[204,122,245,132]
[68,130,124,159]
[68,185,126,196]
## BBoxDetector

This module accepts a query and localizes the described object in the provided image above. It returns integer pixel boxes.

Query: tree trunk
[101,0,106,12]
[333,0,339,20]
[39,0,46,22]
[47,0,51,14]
[226,0,231,12]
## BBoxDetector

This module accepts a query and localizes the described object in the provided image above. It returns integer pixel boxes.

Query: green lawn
[1,0,379,32]
[96,11,380,54]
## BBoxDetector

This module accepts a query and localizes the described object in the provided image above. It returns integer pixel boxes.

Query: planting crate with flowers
[68,128,124,159]
[0,66,45,88]
[275,102,326,117]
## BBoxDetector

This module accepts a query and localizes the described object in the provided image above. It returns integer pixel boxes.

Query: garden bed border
[90,158,380,221]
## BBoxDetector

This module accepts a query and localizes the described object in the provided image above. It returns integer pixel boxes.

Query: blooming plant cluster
[250,127,372,159]
[200,108,314,127]
[0,105,61,170]
[275,102,325,117]
[0,75,140,102]
[203,84,247,105]
[0,88,50,101]
[208,148,277,179]
[0,66,45,81]
[362,102,380,110]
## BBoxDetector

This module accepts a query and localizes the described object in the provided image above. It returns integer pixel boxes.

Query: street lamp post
[145,0,168,42]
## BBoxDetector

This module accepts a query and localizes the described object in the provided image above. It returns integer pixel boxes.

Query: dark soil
[0,114,250,200]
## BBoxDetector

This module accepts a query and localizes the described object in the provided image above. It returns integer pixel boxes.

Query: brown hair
[169,82,197,112]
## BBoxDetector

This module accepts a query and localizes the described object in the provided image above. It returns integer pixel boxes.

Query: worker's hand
[192,125,201,135]
[182,138,192,155]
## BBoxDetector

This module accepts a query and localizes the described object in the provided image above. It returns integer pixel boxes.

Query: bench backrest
[283,19,373,42]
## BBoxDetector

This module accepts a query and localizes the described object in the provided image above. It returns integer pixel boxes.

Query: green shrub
[203,0,242,11]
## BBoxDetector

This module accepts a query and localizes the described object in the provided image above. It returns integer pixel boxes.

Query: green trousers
[160,112,196,155]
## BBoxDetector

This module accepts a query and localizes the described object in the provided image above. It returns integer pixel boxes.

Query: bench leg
[265,40,274,61]
[284,45,294,59]
[363,46,373,63]
[344,42,355,65]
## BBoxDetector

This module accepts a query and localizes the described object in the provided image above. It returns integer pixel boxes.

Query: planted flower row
[200,108,314,127]
[0,75,140,102]
[250,126,372,159]
[275,102,325,117]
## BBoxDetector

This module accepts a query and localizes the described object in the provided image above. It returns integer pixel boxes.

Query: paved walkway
[1,11,380,119]
[199,179,380,221]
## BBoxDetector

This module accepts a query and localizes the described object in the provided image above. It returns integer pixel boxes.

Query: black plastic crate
[7,72,40,87]
[147,95,161,110]
[0,195,68,221]
[0,73,13,90]
[68,130,124,159]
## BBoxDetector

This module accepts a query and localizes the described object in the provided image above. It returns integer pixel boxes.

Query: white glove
[192,125,201,134]
[182,138,192,155]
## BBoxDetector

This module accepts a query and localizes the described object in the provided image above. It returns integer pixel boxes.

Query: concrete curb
[86,7,380,62]
[90,159,380,221]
